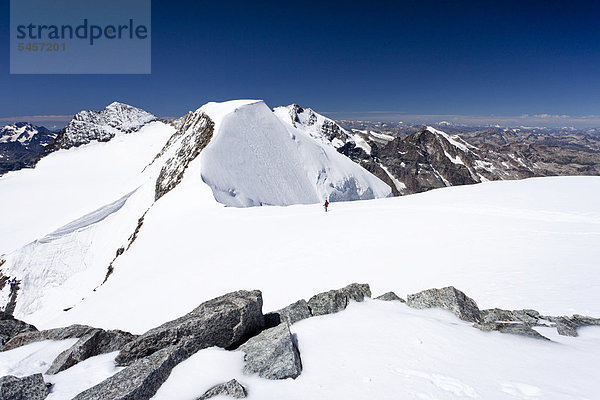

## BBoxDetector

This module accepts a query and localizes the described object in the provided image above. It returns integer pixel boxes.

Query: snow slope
[35,176,600,333]
[0,121,175,318]
[198,100,391,206]
[0,121,174,254]
[0,99,393,321]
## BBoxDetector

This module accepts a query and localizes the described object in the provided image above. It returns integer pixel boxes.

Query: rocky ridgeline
[1,284,599,400]
[154,111,215,200]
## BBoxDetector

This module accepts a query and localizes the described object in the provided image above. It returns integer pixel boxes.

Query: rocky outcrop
[375,292,405,302]
[4,285,598,400]
[0,374,49,400]
[479,308,600,337]
[480,308,542,326]
[3,324,96,351]
[155,111,214,200]
[73,345,188,400]
[264,299,311,328]
[116,290,264,365]
[0,271,20,316]
[307,283,371,316]
[407,286,481,323]
[0,313,37,351]
[544,315,600,337]
[46,328,137,374]
[198,379,247,399]
[474,322,550,340]
[239,323,302,380]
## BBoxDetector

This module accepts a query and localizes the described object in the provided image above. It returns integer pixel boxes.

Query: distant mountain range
[1,102,599,198]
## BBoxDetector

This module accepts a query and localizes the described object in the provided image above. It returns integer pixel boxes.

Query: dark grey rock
[480,308,515,324]
[155,112,214,200]
[116,290,264,366]
[407,287,481,322]
[307,283,371,316]
[47,328,137,374]
[4,324,96,351]
[545,314,600,337]
[474,322,550,340]
[73,345,187,400]
[264,299,311,328]
[239,323,302,380]
[375,292,405,302]
[512,309,541,325]
[0,317,37,351]
[482,308,546,326]
[198,379,247,399]
[0,373,49,400]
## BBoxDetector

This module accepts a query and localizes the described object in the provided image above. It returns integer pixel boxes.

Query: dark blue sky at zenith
[1,0,599,127]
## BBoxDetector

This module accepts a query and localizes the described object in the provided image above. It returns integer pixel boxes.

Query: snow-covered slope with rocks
[0,98,599,400]
[0,120,175,318]
[0,99,392,325]
[1,175,599,400]
[159,100,391,207]
[48,102,157,151]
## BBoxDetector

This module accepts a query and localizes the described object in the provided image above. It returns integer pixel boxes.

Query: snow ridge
[199,100,391,207]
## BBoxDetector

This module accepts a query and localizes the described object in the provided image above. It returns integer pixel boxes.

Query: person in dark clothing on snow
[324,199,329,212]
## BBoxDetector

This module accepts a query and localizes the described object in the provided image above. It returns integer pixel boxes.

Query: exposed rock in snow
[0,269,20,317]
[197,379,247,399]
[48,102,156,151]
[1,285,600,399]
[115,290,264,366]
[0,315,37,351]
[407,286,482,323]
[307,283,371,316]
[239,323,302,380]
[264,299,311,328]
[3,324,96,351]
[155,111,214,200]
[375,291,405,302]
[46,328,136,374]
[73,345,188,400]
[544,314,600,337]
[0,373,49,400]
[474,321,550,340]
[273,104,351,148]
[480,308,542,326]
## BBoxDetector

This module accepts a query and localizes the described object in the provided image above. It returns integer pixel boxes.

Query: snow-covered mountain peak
[0,123,41,145]
[49,102,157,150]
[272,104,373,156]
[152,99,391,207]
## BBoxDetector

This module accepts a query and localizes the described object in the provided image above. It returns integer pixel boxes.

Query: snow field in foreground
[47,176,600,332]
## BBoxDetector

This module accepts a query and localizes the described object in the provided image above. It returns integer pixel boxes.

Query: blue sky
[1,0,599,127]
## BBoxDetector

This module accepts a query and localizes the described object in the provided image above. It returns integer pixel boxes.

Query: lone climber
[324,199,329,212]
